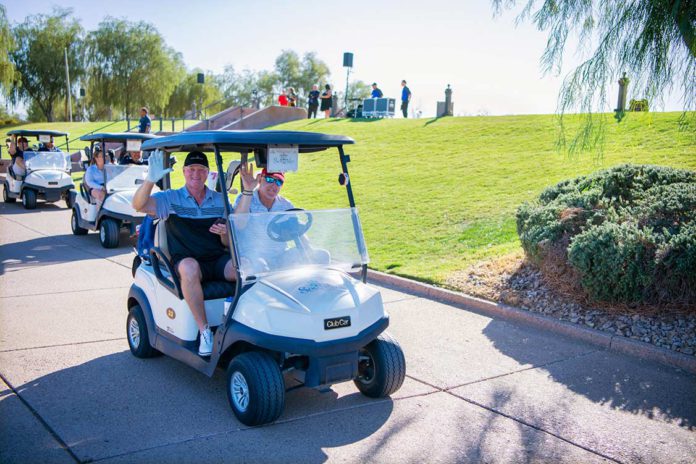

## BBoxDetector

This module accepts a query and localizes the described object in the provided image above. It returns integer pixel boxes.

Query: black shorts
[175,254,230,282]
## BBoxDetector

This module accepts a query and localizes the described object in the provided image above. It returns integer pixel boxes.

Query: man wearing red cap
[234,163,294,213]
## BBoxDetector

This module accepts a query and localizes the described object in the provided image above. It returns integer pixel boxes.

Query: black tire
[22,189,37,209]
[226,352,285,426]
[354,332,406,398]
[64,192,73,209]
[71,209,88,235]
[99,218,120,248]
[132,255,142,277]
[127,305,157,358]
[3,183,16,203]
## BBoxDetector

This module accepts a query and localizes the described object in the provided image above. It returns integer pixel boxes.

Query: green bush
[517,164,696,305]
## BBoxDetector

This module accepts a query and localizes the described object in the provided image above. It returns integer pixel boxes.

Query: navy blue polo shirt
[139,114,151,133]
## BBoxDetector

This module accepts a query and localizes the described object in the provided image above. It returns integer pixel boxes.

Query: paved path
[1,196,694,463]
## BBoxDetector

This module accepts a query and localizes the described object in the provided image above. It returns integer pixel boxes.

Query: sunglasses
[264,176,283,187]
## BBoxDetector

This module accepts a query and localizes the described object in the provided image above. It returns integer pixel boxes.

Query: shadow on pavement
[3,350,393,462]
[0,234,134,276]
[482,320,696,430]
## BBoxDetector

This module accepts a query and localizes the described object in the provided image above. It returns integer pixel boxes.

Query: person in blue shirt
[84,147,106,204]
[138,107,151,134]
[38,137,62,152]
[400,80,412,118]
[371,83,383,98]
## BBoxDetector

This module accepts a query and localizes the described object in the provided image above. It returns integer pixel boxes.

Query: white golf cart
[3,129,73,209]
[70,133,157,248]
[127,131,406,426]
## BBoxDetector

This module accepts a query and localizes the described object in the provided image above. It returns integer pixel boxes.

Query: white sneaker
[198,327,213,357]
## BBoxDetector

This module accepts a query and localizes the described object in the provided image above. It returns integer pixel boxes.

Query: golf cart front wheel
[71,209,88,235]
[22,189,37,209]
[127,305,158,358]
[354,332,406,398]
[226,352,285,426]
[99,218,120,248]
[3,183,16,203]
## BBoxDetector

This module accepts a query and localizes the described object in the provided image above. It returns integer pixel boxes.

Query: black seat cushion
[202,280,236,301]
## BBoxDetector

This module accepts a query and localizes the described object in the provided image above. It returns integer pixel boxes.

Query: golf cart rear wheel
[354,332,406,398]
[71,209,88,235]
[99,218,120,248]
[226,352,285,426]
[64,192,73,209]
[127,305,158,358]
[22,189,37,209]
[3,183,16,203]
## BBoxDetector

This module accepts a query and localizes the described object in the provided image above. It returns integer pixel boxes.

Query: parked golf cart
[3,129,73,209]
[70,132,157,248]
[127,130,406,426]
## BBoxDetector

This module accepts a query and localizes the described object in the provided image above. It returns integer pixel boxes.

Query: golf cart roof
[140,130,355,153]
[7,129,69,137]
[80,132,157,142]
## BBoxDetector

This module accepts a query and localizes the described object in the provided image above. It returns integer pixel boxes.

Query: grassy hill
[5,113,694,286]
[268,112,695,283]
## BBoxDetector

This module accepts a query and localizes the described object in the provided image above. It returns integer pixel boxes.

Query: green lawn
[7,113,695,286]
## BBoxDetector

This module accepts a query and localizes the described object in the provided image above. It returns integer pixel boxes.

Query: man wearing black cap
[132,150,231,357]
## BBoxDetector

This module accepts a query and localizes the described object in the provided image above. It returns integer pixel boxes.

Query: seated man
[133,150,231,357]
[8,137,30,178]
[119,150,146,165]
[38,137,61,152]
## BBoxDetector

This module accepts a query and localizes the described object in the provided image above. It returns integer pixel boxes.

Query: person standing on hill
[278,89,289,106]
[287,87,297,107]
[138,107,151,133]
[307,84,320,119]
[371,83,383,98]
[320,84,333,118]
[400,80,412,118]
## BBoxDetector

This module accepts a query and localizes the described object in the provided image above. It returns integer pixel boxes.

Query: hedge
[516,164,696,305]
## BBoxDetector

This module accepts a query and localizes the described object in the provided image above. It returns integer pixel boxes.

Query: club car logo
[324,316,351,330]
[166,308,176,319]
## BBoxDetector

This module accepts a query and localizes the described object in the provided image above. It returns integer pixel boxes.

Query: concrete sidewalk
[1,198,694,463]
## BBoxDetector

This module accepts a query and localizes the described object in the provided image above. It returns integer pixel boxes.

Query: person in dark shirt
[371,83,383,98]
[138,107,151,134]
[119,150,147,165]
[307,84,320,119]
[8,136,29,177]
[38,137,61,152]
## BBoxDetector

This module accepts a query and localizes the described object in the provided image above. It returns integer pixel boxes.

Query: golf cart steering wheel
[266,208,313,242]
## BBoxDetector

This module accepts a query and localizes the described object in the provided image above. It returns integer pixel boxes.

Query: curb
[367,269,696,375]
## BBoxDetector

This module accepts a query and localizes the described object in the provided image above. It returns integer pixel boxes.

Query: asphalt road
[1,195,694,463]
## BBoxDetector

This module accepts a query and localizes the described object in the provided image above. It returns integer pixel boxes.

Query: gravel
[447,259,696,357]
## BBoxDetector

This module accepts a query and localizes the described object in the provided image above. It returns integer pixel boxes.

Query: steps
[185,106,308,132]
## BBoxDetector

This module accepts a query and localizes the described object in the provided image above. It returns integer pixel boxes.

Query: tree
[0,5,16,95]
[493,0,696,152]
[165,69,223,118]
[273,50,331,101]
[10,8,85,122]
[86,18,183,117]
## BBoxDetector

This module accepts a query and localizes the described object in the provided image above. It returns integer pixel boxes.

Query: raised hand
[240,162,258,192]
[146,150,173,183]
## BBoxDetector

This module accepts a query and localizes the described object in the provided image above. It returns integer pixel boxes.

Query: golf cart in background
[71,133,157,248]
[127,130,406,426]
[3,129,73,209]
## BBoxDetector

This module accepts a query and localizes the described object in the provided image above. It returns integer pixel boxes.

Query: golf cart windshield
[230,208,369,279]
[105,165,148,192]
[23,151,70,171]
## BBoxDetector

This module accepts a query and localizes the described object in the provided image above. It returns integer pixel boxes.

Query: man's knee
[223,259,236,282]
[178,258,202,281]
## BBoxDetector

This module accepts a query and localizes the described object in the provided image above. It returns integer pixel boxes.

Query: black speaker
[343,52,353,68]
[197,73,205,84]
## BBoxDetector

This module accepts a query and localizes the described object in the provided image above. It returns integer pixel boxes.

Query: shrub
[517,164,696,305]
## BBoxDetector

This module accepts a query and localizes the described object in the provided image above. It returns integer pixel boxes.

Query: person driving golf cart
[38,136,61,152]
[119,150,146,165]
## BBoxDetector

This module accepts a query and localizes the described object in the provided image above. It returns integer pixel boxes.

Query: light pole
[197,72,205,119]
[343,52,353,115]
[64,48,73,122]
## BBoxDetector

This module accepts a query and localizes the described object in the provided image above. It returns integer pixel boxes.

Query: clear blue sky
[5,0,685,117]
